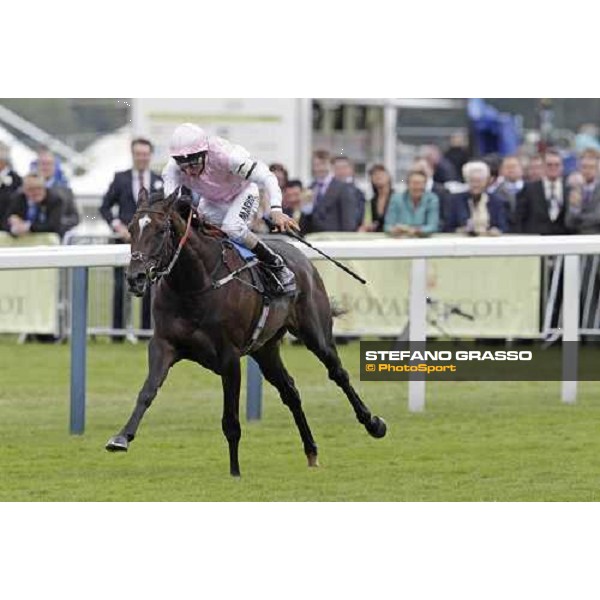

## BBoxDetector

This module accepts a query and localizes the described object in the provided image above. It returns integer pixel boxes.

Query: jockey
[163,123,298,294]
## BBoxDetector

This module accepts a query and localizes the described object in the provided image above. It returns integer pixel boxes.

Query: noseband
[130,208,194,283]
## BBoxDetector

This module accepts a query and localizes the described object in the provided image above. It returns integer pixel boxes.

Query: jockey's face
[175,152,206,178]
[181,163,204,178]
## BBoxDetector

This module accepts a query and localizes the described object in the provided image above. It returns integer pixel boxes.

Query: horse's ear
[173,191,193,218]
[137,186,149,207]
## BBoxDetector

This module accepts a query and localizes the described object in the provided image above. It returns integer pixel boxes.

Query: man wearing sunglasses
[163,123,298,294]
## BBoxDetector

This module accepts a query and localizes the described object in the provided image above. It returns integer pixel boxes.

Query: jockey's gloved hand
[270,211,299,233]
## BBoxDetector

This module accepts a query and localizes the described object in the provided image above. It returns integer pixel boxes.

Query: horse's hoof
[105,435,129,452]
[366,416,387,439]
[230,471,241,479]
[307,453,319,468]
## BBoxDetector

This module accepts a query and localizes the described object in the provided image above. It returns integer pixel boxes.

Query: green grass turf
[1,337,600,501]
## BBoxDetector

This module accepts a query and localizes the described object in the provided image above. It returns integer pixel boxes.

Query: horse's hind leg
[294,313,387,440]
[251,341,319,467]
[105,337,177,452]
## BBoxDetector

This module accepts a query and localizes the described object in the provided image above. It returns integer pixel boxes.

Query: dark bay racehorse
[106,188,386,476]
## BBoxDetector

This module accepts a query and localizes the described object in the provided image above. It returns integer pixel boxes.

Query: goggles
[173,151,206,168]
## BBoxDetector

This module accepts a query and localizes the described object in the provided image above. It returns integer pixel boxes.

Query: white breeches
[198,183,260,247]
[198,183,259,249]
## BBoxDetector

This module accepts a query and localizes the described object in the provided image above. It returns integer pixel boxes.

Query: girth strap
[243,297,271,355]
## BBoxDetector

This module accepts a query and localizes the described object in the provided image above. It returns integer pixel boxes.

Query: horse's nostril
[127,272,146,287]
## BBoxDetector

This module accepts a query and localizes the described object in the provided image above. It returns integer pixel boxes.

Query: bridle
[130,206,194,284]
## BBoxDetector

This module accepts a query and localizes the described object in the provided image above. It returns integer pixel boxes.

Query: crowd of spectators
[263,136,600,239]
[3,128,600,248]
[0,142,80,239]
[3,127,600,343]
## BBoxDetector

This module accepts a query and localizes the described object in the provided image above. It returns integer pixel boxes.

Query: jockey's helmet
[169,123,208,172]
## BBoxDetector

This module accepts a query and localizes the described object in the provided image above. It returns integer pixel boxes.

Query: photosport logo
[360,341,596,382]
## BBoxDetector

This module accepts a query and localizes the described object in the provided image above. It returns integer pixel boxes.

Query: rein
[157,208,193,279]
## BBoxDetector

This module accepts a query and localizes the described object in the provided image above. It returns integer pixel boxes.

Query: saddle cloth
[229,239,256,262]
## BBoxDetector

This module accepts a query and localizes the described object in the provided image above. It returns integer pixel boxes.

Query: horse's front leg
[220,354,242,477]
[105,337,177,452]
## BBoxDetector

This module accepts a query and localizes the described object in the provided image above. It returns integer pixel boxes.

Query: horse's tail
[329,297,349,319]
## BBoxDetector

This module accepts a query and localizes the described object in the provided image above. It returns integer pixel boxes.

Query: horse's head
[127,187,188,296]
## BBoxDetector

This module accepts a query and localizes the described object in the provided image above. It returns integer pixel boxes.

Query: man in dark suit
[35,148,80,236]
[516,150,570,330]
[516,149,570,235]
[6,173,63,237]
[565,149,600,234]
[492,155,525,233]
[0,142,23,231]
[332,155,367,229]
[299,150,358,234]
[99,138,163,338]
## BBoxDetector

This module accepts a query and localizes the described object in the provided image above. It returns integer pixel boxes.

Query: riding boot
[252,240,296,295]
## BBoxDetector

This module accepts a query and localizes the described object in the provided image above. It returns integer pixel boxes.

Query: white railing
[0,244,129,270]
[0,234,598,431]
[3,235,598,268]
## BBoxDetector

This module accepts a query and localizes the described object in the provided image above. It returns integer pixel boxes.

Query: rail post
[562,254,580,404]
[70,266,88,434]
